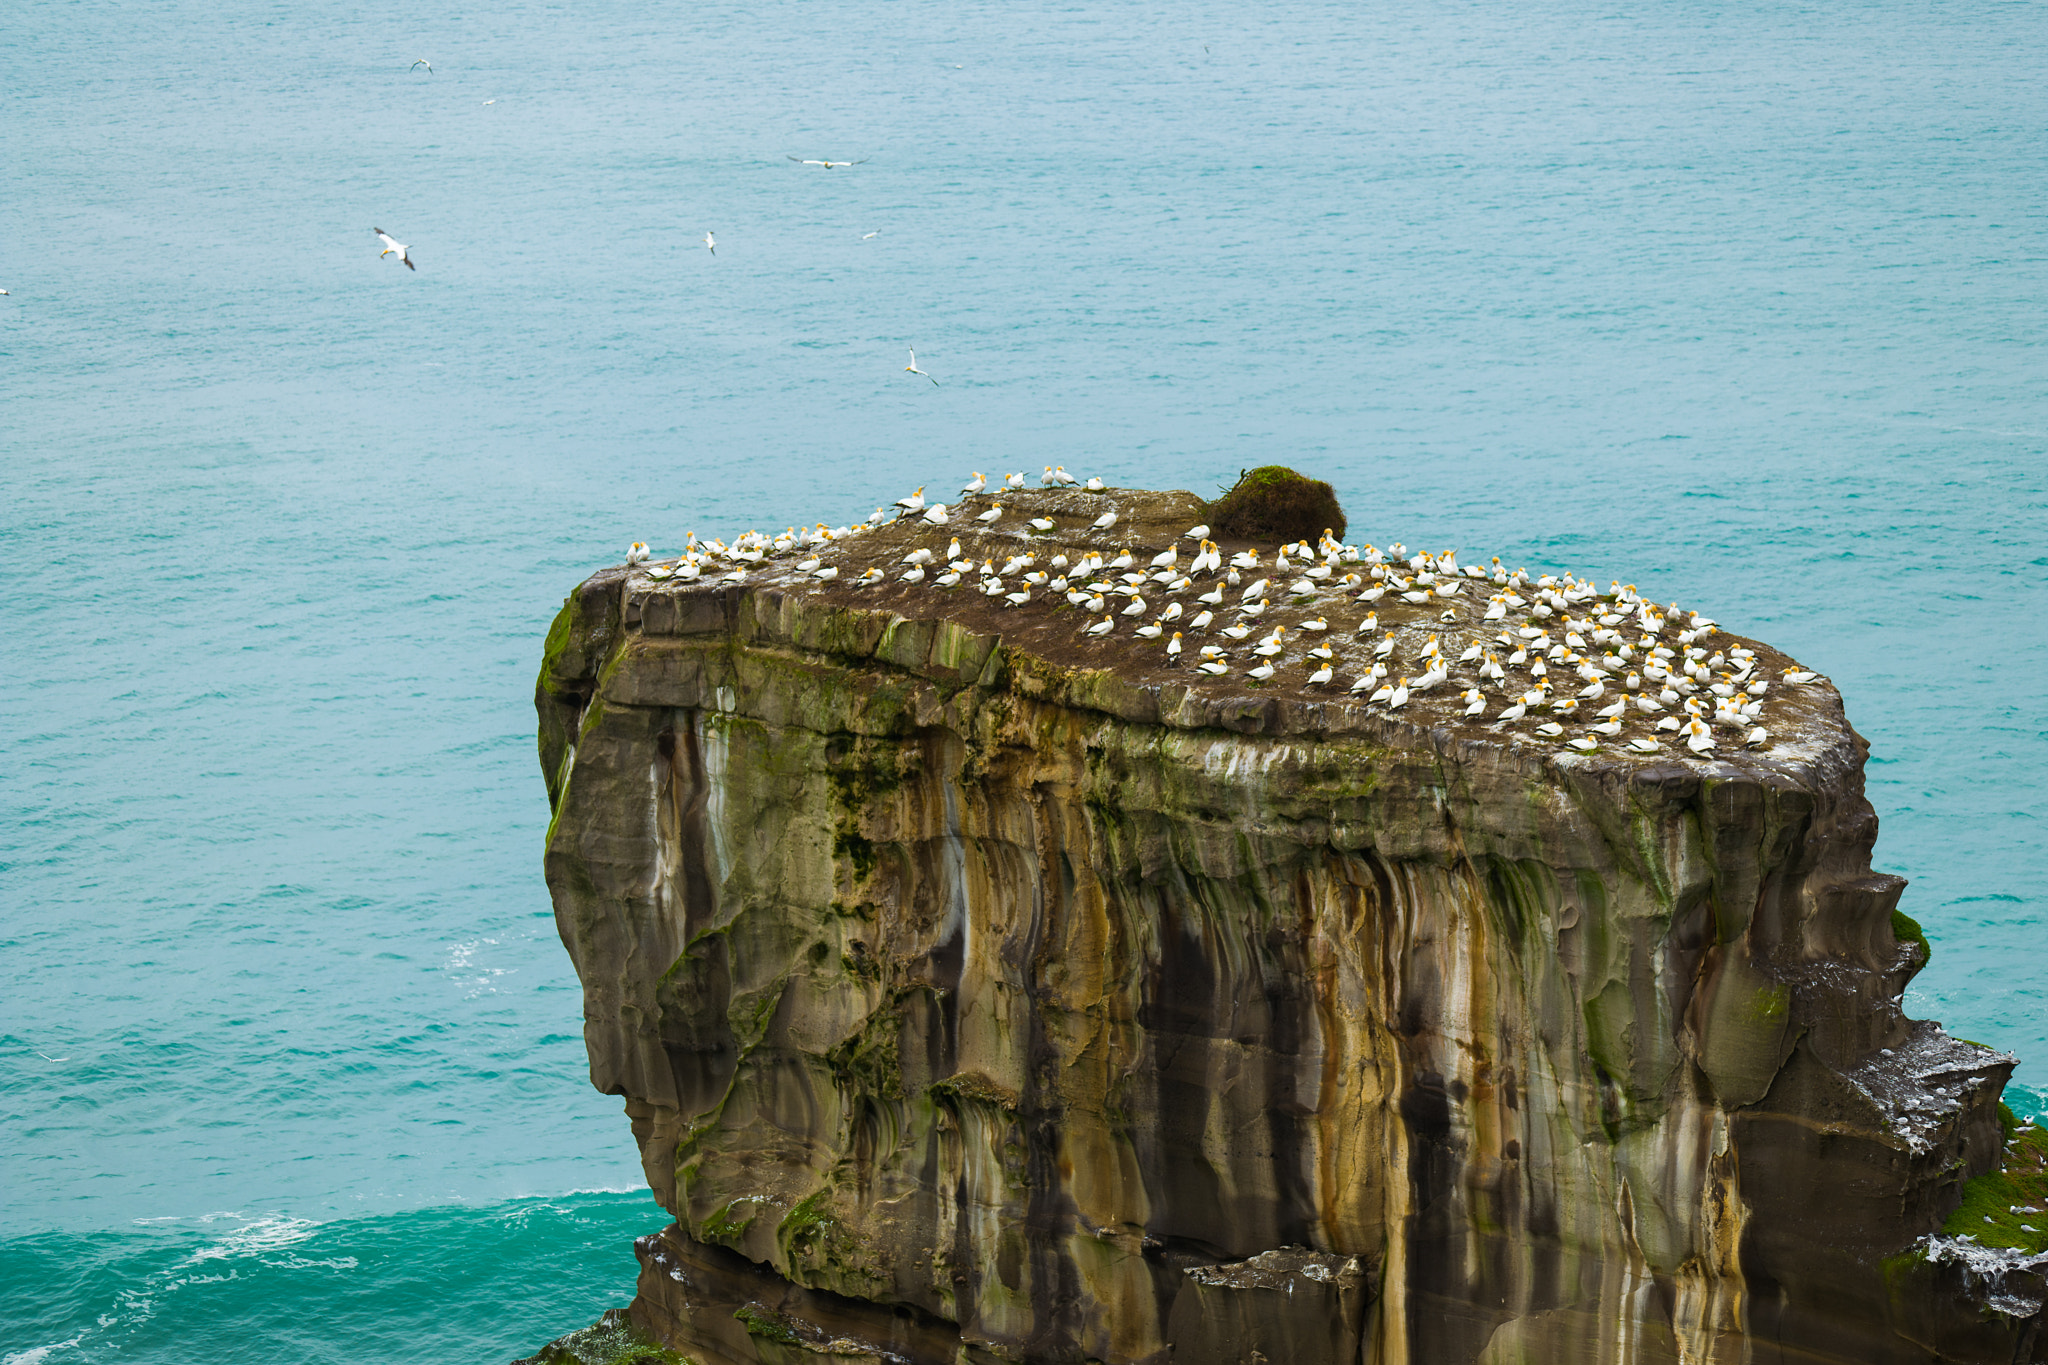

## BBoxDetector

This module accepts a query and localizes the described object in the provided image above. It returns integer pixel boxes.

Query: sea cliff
[532,485,2046,1364]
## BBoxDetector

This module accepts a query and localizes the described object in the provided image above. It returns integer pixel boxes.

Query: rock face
[537,487,2041,1364]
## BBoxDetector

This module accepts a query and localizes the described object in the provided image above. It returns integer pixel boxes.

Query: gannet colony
[619,469,1825,766]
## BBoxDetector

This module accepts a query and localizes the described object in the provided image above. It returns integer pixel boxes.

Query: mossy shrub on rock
[1204,465,1347,543]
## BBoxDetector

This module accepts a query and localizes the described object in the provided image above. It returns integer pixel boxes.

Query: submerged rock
[534,485,2040,1363]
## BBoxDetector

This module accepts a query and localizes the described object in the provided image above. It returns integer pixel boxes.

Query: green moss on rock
[1204,465,1347,543]
[1940,1118,2048,1255]
[1891,907,1929,962]
[733,1302,802,1344]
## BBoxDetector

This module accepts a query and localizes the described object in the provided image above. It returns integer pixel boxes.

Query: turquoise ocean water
[4,0,2044,1358]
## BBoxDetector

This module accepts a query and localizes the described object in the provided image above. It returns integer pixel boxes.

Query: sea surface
[4,0,2045,1359]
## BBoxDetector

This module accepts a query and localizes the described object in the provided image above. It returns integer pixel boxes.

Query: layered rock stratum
[534,484,2046,1364]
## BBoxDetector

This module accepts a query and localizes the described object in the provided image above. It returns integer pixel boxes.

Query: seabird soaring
[411,59,432,73]
[789,156,867,169]
[374,229,416,270]
[905,348,938,385]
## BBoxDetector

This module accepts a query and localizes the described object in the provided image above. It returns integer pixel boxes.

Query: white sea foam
[4,1336,84,1365]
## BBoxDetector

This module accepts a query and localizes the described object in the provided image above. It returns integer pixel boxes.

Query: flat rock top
[621,485,1850,775]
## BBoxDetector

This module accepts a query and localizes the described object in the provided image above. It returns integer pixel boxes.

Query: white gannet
[1248,661,1276,681]
[1150,546,1178,569]
[1685,719,1716,753]
[1387,678,1411,709]
[1307,663,1334,686]
[935,570,962,587]
[1746,726,1769,747]
[1136,621,1163,639]
[901,566,926,583]
[411,58,432,72]
[1300,616,1328,633]
[975,504,1002,524]
[1030,517,1056,532]
[1198,660,1229,676]
[1591,715,1623,737]
[1085,615,1115,637]
[1568,736,1599,752]
[1461,690,1486,717]
[1498,699,1528,722]
[1184,523,1210,540]
[1092,510,1118,530]
[1189,609,1214,631]
[704,231,716,256]
[788,156,868,169]
[862,231,879,239]
[1003,589,1031,607]
[1166,632,1183,661]
[903,547,934,565]
[896,486,927,512]
[1159,601,1183,622]
[1084,477,1105,491]
[1783,669,1817,683]
[1120,594,1149,617]
[1005,472,1027,490]
[961,472,986,495]
[920,503,950,524]
[374,229,416,270]
[905,348,938,385]
[627,542,650,564]
[1628,737,1661,754]
[1197,584,1225,606]
[1535,721,1565,737]
[1041,466,1061,486]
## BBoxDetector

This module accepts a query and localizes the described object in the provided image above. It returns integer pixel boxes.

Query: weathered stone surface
[536,488,2040,1363]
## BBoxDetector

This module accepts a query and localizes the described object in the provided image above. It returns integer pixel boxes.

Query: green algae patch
[1941,1119,2048,1255]
[1204,465,1347,543]
[930,1070,1022,1114]
[733,1302,802,1344]
[701,1196,763,1245]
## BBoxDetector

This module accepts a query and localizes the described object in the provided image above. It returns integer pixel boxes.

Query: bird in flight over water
[905,348,938,385]
[411,58,432,73]
[374,229,416,270]
[703,231,716,256]
[789,156,866,169]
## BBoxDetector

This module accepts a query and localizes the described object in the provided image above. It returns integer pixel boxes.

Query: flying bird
[703,231,715,255]
[905,348,938,385]
[862,231,880,240]
[373,229,416,270]
[411,59,432,73]
[789,156,867,169]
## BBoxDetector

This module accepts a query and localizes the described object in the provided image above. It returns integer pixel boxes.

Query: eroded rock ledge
[536,487,2039,1364]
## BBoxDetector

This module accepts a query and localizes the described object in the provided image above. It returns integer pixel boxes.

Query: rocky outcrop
[536,487,2042,1363]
